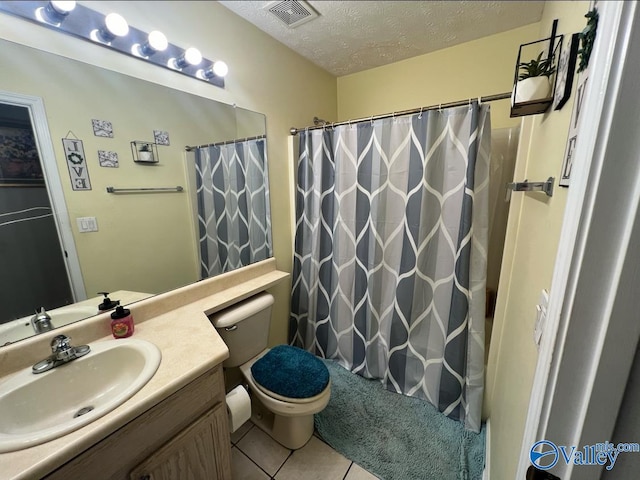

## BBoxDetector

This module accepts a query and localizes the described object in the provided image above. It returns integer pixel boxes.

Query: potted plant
[513,51,556,103]
[138,143,154,162]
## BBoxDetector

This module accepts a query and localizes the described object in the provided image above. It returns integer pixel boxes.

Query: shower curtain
[290,104,490,431]
[193,137,272,278]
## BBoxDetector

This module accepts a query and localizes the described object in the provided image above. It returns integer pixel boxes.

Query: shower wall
[486,127,520,316]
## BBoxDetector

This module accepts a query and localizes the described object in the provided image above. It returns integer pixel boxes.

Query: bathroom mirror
[0,38,272,345]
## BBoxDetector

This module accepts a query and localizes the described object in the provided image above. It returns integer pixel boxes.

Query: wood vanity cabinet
[44,366,232,480]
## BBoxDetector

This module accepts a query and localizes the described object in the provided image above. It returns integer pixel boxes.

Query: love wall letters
[62,138,92,191]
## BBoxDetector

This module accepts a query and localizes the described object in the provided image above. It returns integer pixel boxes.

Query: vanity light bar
[0,1,227,88]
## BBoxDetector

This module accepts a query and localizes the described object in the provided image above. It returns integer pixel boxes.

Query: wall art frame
[0,125,44,186]
[553,33,580,111]
[62,138,92,190]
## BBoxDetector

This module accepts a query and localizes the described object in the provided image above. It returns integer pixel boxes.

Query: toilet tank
[209,292,274,367]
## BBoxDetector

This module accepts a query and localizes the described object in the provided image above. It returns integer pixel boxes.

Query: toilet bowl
[210,292,331,449]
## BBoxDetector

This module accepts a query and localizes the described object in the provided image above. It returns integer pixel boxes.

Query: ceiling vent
[263,0,319,29]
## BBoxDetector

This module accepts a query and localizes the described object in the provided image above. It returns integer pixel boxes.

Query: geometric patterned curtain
[289,104,490,431]
[194,137,272,278]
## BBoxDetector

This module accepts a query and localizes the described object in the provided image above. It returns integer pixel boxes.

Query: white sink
[0,338,161,452]
[0,305,98,346]
[48,305,98,327]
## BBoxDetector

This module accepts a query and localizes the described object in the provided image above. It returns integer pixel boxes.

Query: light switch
[539,289,549,310]
[534,305,544,347]
[76,216,98,232]
[534,289,550,349]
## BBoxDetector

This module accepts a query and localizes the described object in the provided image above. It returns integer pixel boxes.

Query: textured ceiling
[218,1,545,76]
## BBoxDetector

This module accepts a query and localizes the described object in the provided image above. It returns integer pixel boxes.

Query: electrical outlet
[76,216,98,233]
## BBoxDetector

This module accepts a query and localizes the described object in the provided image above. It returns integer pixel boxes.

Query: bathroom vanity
[46,367,229,479]
[0,259,288,480]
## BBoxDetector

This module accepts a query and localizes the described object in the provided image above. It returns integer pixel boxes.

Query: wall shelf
[510,20,562,118]
[131,141,159,164]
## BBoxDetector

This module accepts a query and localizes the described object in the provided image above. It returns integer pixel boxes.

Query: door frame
[517,1,639,478]
[0,90,86,302]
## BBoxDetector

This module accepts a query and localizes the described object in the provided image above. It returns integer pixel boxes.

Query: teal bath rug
[314,360,485,480]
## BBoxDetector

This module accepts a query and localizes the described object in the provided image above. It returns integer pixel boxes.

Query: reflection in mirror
[187,136,272,277]
[0,103,74,322]
[0,38,271,346]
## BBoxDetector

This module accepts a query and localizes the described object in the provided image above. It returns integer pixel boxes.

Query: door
[0,102,73,321]
[0,91,85,325]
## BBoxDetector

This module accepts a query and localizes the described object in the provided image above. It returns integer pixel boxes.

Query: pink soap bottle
[110,306,134,338]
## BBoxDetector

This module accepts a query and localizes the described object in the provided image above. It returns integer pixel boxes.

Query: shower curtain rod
[184,134,266,151]
[289,92,511,135]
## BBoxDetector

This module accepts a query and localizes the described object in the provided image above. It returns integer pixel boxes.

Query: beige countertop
[0,259,288,480]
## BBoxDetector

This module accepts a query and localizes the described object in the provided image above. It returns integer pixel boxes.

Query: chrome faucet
[31,307,53,334]
[32,335,91,374]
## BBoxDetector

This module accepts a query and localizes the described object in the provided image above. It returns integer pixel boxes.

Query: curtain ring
[438,103,442,113]
[418,107,424,119]
[370,116,374,125]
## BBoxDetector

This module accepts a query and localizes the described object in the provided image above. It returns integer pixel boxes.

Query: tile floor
[230,421,379,479]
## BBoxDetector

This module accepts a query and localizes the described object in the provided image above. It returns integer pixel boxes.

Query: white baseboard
[483,418,491,480]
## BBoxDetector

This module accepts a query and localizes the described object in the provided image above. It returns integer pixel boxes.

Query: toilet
[210,292,331,449]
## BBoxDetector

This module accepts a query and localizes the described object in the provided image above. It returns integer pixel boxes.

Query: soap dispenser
[98,292,120,312]
[110,306,134,338]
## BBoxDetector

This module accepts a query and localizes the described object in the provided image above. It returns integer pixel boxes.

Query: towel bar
[106,186,184,194]
[506,177,554,198]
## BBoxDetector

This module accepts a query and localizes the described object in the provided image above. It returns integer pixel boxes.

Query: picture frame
[153,130,170,146]
[553,33,580,111]
[98,150,119,168]
[559,5,599,187]
[62,138,92,190]
[0,125,44,186]
[92,119,113,138]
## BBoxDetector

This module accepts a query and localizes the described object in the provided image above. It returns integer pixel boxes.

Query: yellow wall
[337,24,541,129]
[0,1,337,346]
[484,2,589,479]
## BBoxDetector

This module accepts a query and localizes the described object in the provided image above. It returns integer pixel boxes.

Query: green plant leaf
[518,50,555,79]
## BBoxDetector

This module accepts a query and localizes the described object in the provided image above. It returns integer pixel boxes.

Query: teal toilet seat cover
[251,345,329,399]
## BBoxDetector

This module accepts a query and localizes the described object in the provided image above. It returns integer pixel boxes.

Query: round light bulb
[147,30,168,52]
[184,47,202,66]
[105,13,129,37]
[50,1,76,14]
[212,61,228,77]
